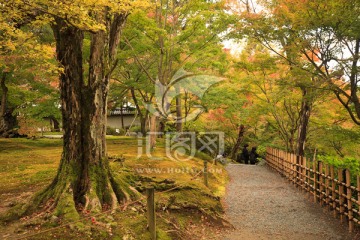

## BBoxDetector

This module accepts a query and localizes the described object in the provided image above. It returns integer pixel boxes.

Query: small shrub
[106,126,124,135]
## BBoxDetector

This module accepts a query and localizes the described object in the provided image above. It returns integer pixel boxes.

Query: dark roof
[108,107,136,116]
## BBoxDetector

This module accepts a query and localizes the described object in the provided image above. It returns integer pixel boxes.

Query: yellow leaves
[3,41,16,51]
[0,0,152,37]
[18,0,151,33]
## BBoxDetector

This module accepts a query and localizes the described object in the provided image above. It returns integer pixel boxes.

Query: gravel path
[221,164,357,240]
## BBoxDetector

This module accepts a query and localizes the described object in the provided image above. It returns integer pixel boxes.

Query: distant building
[107,107,140,130]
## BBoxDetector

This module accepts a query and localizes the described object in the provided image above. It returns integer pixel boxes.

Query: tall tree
[2,1,145,219]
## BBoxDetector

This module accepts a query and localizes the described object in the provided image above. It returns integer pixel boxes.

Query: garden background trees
[0,15,56,137]
[230,0,360,157]
[114,0,230,139]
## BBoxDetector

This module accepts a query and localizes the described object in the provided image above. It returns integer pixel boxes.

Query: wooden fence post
[281,151,286,176]
[146,187,156,240]
[345,169,353,232]
[278,149,281,173]
[318,161,323,206]
[330,166,337,218]
[307,159,312,199]
[286,152,290,180]
[296,155,300,187]
[325,164,330,210]
[204,160,208,187]
[277,149,280,173]
[338,169,345,223]
[280,150,284,175]
[291,153,296,186]
[313,161,318,203]
[302,157,307,192]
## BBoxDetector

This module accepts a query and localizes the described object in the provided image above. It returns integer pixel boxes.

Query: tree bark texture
[29,13,131,217]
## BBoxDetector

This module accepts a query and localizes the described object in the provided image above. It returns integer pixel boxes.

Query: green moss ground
[0,136,229,239]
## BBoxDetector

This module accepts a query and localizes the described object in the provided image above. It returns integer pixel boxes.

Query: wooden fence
[266,147,359,232]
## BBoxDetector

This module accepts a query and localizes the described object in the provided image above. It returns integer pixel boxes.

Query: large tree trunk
[51,18,117,214]
[20,14,136,220]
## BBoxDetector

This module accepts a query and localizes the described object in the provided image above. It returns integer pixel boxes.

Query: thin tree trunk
[0,72,16,136]
[230,124,246,159]
[130,88,147,135]
[120,104,124,129]
[296,88,312,156]
[149,115,157,149]
[140,117,146,135]
[1,73,7,117]
[48,116,60,132]
[175,93,182,132]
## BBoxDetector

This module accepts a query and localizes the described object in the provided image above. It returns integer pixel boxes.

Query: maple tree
[114,0,229,141]
[236,0,360,126]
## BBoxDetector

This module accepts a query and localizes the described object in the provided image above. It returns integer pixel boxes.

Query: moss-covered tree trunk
[25,13,131,219]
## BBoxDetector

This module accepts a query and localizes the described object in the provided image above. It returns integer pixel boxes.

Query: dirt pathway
[220,164,357,240]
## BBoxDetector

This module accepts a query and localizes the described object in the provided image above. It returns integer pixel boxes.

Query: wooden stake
[146,187,156,240]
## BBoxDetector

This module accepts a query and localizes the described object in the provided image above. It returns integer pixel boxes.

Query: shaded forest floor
[219,164,358,240]
[0,137,228,239]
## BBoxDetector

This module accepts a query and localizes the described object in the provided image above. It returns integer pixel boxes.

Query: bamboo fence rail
[266,147,358,232]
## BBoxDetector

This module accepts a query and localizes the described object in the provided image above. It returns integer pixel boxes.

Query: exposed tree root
[1,160,140,225]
